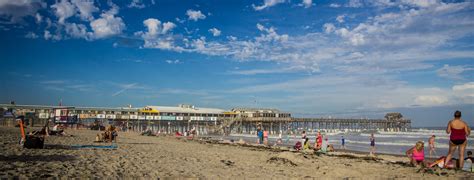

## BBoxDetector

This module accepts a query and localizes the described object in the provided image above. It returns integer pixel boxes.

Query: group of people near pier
[256,110,472,172]
[405,110,472,171]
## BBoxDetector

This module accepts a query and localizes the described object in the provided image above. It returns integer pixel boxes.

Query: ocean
[223,127,474,157]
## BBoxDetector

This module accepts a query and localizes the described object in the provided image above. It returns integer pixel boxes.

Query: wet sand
[0,127,472,179]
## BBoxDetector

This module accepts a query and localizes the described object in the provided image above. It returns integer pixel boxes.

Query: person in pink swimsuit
[406,141,425,166]
[445,110,471,169]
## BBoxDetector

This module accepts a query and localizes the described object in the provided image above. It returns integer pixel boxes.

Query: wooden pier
[0,104,412,135]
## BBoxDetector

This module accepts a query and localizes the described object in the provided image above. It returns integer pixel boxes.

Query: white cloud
[71,0,98,21]
[329,3,341,8]
[44,30,51,40]
[453,82,474,92]
[142,18,161,36]
[346,0,363,8]
[165,59,182,64]
[437,64,474,80]
[302,0,312,8]
[128,0,145,9]
[25,32,38,39]
[186,9,206,21]
[336,14,345,23]
[162,22,176,34]
[401,0,440,8]
[414,95,448,106]
[65,22,90,39]
[452,82,474,104]
[90,6,125,39]
[135,18,181,51]
[253,0,285,11]
[0,0,45,23]
[35,13,42,23]
[323,23,335,33]
[208,28,221,36]
[51,0,76,24]
[43,30,61,40]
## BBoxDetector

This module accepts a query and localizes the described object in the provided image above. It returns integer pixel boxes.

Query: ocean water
[225,128,474,157]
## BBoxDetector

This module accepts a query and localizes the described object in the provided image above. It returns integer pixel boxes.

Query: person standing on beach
[341,136,346,150]
[315,131,322,150]
[444,110,471,169]
[301,130,307,145]
[369,133,376,156]
[257,128,263,144]
[428,135,437,157]
[263,130,269,145]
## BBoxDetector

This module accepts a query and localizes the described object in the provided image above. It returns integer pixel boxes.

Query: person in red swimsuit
[445,110,471,169]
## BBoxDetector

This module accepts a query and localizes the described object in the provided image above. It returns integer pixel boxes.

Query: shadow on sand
[0,154,76,162]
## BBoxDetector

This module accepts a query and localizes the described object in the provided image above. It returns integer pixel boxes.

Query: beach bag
[23,135,44,149]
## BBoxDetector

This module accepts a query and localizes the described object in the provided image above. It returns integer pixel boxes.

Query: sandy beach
[0,127,472,179]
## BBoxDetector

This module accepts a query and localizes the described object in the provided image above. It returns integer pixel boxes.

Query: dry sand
[0,126,472,179]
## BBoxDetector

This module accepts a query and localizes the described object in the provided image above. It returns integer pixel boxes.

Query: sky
[0,0,473,127]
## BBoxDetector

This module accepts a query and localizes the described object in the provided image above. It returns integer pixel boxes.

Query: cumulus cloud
[135,18,180,51]
[162,22,176,34]
[0,0,45,23]
[208,28,221,36]
[51,0,76,24]
[186,9,206,21]
[253,0,285,11]
[65,22,89,39]
[51,0,98,23]
[90,6,125,39]
[72,0,98,21]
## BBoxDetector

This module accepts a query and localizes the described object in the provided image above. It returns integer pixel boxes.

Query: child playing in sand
[406,141,425,167]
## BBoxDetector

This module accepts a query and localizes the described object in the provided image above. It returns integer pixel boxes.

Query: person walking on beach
[369,133,376,156]
[444,110,471,169]
[301,130,307,145]
[429,135,437,157]
[341,136,346,150]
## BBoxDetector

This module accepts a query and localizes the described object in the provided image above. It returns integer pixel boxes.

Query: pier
[0,104,411,135]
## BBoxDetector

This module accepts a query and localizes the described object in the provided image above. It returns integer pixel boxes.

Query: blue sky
[0,0,473,126]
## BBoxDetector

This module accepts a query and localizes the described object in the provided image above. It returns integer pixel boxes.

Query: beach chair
[17,116,44,149]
